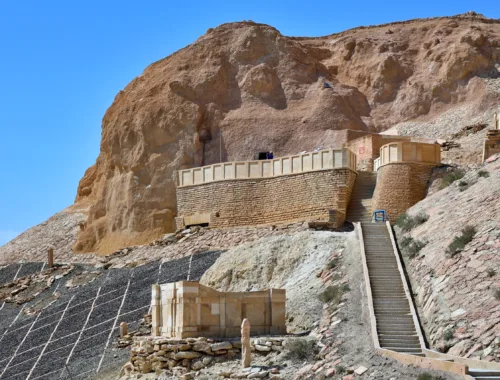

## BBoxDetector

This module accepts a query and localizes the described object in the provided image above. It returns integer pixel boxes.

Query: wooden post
[241,318,251,368]
[48,248,54,268]
[120,322,128,337]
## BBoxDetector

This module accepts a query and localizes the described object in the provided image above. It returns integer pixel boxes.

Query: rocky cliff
[35,14,500,253]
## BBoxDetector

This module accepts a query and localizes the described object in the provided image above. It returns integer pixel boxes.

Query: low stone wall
[176,169,356,230]
[129,336,285,376]
[372,163,434,221]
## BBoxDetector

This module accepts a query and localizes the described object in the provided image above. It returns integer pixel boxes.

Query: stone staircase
[361,222,424,355]
[346,171,377,223]
[348,170,500,379]
[359,222,500,379]
[468,369,500,380]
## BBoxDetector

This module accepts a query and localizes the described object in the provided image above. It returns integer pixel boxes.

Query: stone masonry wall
[176,169,356,230]
[371,163,434,222]
[128,336,286,377]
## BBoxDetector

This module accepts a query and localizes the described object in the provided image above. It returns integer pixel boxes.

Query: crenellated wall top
[177,148,357,187]
[375,141,441,170]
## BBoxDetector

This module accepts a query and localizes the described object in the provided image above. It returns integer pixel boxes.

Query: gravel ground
[0,251,221,380]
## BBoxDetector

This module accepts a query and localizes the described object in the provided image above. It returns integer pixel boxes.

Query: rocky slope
[201,231,348,333]
[394,155,500,361]
[69,12,500,254]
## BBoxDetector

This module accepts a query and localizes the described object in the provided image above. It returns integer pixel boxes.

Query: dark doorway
[256,152,273,160]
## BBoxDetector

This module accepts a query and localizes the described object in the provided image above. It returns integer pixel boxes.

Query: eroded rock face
[72,15,500,253]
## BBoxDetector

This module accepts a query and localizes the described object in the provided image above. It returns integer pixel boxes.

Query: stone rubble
[0,264,73,306]
[126,336,287,378]
[99,222,310,269]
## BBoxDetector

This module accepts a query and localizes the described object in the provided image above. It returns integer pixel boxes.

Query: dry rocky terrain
[395,155,500,362]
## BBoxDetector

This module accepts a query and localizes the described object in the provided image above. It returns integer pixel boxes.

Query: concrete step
[377,320,415,325]
[372,295,407,299]
[367,259,398,266]
[378,332,419,337]
[469,370,500,377]
[370,276,403,279]
[380,346,422,353]
[374,303,409,306]
[374,302,411,307]
[379,335,420,342]
[377,320,415,329]
[378,342,422,349]
[374,304,409,308]
[377,321,414,328]
[372,290,406,293]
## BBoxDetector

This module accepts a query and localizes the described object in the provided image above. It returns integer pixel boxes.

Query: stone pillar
[151,284,161,336]
[120,322,128,337]
[494,111,499,130]
[48,248,54,268]
[241,318,251,368]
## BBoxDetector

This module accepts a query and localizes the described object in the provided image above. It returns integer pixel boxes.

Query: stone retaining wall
[129,336,286,377]
[372,163,434,222]
[176,169,356,230]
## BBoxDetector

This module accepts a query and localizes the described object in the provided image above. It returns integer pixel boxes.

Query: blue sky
[0,1,498,246]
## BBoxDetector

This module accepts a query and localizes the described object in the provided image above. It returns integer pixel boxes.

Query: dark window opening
[185,223,209,229]
[256,151,273,160]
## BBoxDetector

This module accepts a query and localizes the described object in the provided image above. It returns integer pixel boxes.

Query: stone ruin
[122,282,288,377]
[483,111,500,162]
[151,281,286,339]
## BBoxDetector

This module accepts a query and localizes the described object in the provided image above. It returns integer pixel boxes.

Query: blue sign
[372,210,388,222]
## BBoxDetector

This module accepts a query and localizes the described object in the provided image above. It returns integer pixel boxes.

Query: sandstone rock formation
[71,14,500,253]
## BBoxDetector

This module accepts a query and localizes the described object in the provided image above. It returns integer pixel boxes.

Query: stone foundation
[176,169,356,230]
[129,336,286,376]
[372,163,434,221]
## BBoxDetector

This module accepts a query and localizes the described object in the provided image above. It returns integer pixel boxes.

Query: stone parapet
[379,141,441,167]
[175,169,356,230]
[177,148,356,187]
[344,133,436,171]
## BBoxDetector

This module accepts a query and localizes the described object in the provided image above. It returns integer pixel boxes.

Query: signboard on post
[372,210,388,222]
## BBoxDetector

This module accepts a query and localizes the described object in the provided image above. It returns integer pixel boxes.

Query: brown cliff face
[75,14,500,253]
